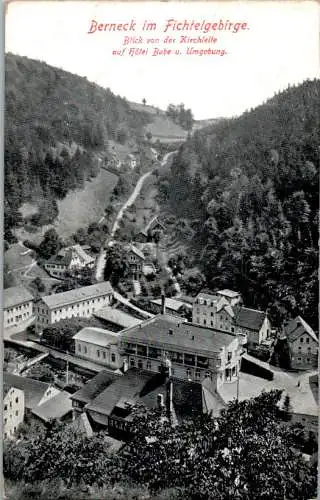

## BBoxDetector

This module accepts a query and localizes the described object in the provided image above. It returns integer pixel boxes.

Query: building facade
[192,290,270,348]
[35,281,113,333]
[3,386,25,439]
[125,245,145,280]
[73,327,123,369]
[284,316,318,370]
[44,245,95,278]
[120,314,244,391]
[4,286,34,329]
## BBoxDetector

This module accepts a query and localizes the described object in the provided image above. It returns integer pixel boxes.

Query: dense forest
[5,53,149,241]
[158,80,319,329]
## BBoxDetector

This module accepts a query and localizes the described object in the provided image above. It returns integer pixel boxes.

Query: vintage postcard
[3,1,319,498]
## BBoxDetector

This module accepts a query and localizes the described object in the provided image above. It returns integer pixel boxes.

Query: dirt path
[95,151,176,282]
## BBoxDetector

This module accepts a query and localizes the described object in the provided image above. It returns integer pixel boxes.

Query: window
[227,352,232,362]
[203,319,207,325]
[231,327,235,333]
[15,411,18,416]
[146,361,151,370]
[308,347,312,352]
[78,344,81,352]
[211,321,213,326]
[84,346,88,354]
[130,358,135,367]
[9,402,12,409]
[138,360,143,369]
[298,346,302,350]
[307,358,311,362]
[111,353,116,363]
[195,370,201,380]
[300,338,304,343]
[103,351,106,359]
[4,418,7,424]
[186,368,191,379]
[211,312,214,317]
[15,397,18,403]
[306,338,310,344]
[158,365,162,372]
[4,405,7,411]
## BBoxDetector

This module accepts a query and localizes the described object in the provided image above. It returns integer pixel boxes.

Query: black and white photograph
[3,1,319,498]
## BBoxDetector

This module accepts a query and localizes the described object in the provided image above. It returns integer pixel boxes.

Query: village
[3,201,318,452]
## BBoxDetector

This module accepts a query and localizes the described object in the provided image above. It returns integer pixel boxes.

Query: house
[70,369,120,415]
[85,368,225,439]
[32,391,73,424]
[192,290,270,348]
[284,316,318,370]
[44,245,95,278]
[35,281,113,333]
[234,307,271,348]
[4,285,34,329]
[125,244,145,280]
[73,327,123,370]
[150,297,192,318]
[3,373,60,411]
[192,291,236,330]
[120,313,244,391]
[135,217,165,243]
[94,305,142,330]
[3,384,25,439]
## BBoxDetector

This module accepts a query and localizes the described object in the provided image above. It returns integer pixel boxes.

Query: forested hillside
[5,53,149,240]
[158,79,319,329]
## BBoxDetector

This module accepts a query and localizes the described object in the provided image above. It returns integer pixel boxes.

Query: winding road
[95,151,176,282]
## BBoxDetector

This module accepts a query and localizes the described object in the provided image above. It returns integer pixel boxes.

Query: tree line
[158,79,319,330]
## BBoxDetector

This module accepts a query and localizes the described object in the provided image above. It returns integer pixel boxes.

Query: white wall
[4,388,25,439]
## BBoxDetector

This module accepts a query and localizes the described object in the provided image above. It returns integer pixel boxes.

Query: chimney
[161,293,166,315]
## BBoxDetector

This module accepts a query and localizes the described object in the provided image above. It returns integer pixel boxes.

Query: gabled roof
[86,368,163,416]
[73,327,120,347]
[3,373,52,409]
[151,298,192,312]
[94,305,142,328]
[68,412,94,438]
[235,307,266,332]
[140,216,165,236]
[284,316,318,344]
[59,245,95,266]
[4,286,34,309]
[40,281,113,309]
[70,370,120,405]
[126,244,145,260]
[32,391,72,422]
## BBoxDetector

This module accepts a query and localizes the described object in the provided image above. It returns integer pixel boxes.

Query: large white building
[4,286,34,329]
[35,281,113,332]
[73,327,123,370]
[120,313,245,392]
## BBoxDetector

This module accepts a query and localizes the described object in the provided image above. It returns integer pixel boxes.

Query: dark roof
[86,368,224,423]
[120,315,237,355]
[32,391,72,422]
[70,370,120,405]
[284,316,318,343]
[3,373,52,409]
[235,307,266,331]
[4,286,34,309]
[86,368,163,416]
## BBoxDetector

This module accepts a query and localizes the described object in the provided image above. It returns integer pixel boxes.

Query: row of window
[6,303,32,314]
[196,317,235,331]
[299,337,311,344]
[77,344,116,363]
[4,410,20,421]
[4,398,19,410]
[129,357,215,381]
[6,311,31,325]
